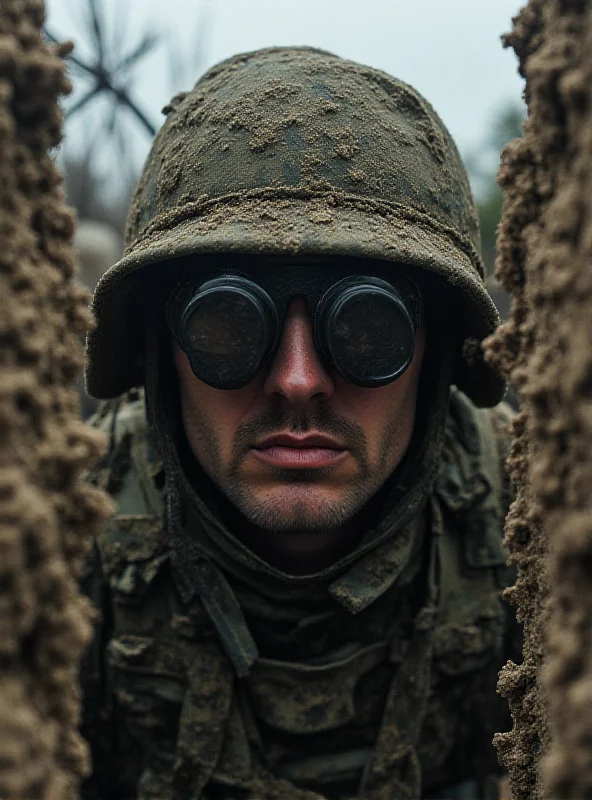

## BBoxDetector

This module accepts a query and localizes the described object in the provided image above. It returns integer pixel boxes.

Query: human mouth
[252,433,348,468]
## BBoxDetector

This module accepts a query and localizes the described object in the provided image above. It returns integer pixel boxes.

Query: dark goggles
[167,270,422,389]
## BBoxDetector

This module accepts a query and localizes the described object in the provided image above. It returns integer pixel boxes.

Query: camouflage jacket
[80,389,517,800]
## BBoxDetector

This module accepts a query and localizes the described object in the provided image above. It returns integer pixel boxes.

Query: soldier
[81,47,517,800]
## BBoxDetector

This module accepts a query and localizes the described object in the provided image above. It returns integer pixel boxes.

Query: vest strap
[172,640,235,799]
[359,534,438,799]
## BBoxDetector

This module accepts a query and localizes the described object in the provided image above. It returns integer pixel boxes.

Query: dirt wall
[0,2,112,798]
[485,1,592,797]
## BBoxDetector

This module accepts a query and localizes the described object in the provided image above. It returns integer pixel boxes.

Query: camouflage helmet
[86,46,505,407]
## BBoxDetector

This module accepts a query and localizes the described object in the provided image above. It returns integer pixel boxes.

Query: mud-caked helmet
[86,46,505,407]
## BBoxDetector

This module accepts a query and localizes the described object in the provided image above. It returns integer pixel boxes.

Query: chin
[240,487,357,533]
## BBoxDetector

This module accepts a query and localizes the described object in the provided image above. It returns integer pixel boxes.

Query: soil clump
[0,2,112,798]
[485,1,592,797]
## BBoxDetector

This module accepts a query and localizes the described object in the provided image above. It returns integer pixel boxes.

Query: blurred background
[44,0,525,411]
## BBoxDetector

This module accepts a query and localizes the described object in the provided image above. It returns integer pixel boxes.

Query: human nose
[263,296,334,406]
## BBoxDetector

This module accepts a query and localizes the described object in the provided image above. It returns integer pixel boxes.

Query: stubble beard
[223,465,376,533]
[186,404,408,534]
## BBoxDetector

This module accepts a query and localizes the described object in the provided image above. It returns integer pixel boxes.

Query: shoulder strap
[431,388,512,673]
[435,389,510,573]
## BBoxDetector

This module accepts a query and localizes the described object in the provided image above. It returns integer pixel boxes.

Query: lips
[252,433,348,468]
[254,434,344,450]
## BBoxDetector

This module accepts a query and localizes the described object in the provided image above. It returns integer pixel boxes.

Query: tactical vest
[82,389,512,800]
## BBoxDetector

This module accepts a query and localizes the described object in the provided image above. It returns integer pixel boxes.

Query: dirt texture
[0,2,112,798]
[484,1,592,798]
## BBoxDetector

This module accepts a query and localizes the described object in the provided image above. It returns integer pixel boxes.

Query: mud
[484,0,592,797]
[0,2,112,798]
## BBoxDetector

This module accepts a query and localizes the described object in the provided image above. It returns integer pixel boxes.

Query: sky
[45,0,526,191]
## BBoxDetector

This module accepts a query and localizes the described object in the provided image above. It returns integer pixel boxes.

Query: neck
[227,514,366,575]
[217,483,393,575]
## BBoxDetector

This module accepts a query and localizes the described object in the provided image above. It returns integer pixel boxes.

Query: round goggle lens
[326,288,415,386]
[182,287,271,388]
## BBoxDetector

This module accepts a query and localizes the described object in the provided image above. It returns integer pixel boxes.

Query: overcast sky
[45,0,526,186]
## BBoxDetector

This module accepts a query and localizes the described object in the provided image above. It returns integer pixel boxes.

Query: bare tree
[45,0,159,137]
[44,0,163,237]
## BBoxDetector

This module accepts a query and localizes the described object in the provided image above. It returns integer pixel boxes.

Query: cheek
[334,382,415,441]
[172,342,263,459]
[331,329,425,456]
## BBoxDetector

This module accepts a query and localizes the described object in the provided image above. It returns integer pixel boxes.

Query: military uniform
[81,48,518,799]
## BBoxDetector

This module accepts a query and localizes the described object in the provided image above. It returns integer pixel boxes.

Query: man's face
[172,287,426,534]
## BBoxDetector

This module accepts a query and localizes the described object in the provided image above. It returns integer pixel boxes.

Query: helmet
[86,46,504,407]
